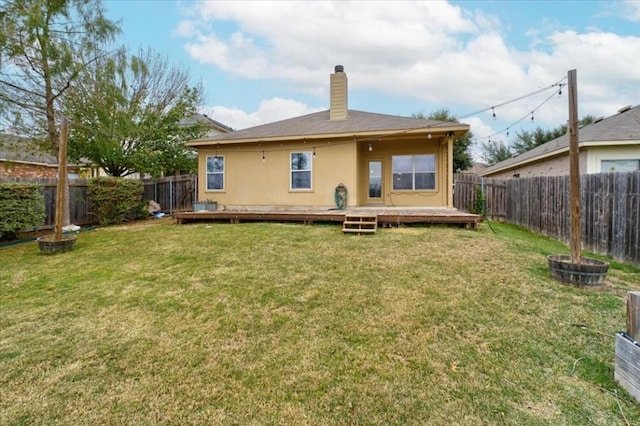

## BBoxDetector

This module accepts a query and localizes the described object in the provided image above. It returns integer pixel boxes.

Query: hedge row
[0,183,45,239]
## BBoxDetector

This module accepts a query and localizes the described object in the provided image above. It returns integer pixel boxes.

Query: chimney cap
[334,65,344,73]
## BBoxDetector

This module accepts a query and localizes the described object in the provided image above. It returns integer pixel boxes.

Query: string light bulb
[492,107,496,120]
[368,143,373,152]
[531,111,534,122]
[313,147,316,158]
[262,151,265,162]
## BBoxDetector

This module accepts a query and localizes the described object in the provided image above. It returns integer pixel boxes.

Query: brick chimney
[330,65,348,121]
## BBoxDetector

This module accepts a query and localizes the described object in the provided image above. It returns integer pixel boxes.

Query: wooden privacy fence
[454,174,507,219]
[1,177,93,227]
[1,175,197,228]
[142,175,196,215]
[454,172,640,266]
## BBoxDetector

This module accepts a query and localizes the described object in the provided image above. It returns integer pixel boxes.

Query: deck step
[342,214,377,234]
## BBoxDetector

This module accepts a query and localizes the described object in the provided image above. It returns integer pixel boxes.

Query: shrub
[0,182,45,239]
[88,177,145,225]
[467,186,487,217]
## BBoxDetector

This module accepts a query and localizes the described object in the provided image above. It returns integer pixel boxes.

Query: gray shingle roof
[481,104,640,175]
[180,113,234,132]
[0,135,57,165]
[189,109,468,145]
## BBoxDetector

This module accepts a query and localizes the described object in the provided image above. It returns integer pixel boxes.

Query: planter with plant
[36,118,78,254]
[547,69,608,286]
[193,199,217,212]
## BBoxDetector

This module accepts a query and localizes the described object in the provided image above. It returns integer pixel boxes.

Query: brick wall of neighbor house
[487,152,587,179]
[0,162,58,178]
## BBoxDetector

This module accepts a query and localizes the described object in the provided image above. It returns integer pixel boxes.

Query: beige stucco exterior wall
[586,145,640,173]
[197,141,358,209]
[196,134,456,209]
[357,137,449,207]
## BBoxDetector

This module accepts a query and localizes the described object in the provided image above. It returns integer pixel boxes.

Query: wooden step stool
[342,214,378,234]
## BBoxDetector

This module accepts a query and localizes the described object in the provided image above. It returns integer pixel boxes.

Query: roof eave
[481,139,640,176]
[187,125,469,147]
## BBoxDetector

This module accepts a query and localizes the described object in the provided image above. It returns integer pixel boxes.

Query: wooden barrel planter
[37,234,78,255]
[547,254,609,287]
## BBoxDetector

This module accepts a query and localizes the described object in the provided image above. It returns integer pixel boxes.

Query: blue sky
[103,0,640,158]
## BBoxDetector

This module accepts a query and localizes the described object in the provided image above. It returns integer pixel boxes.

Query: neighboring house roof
[0,134,91,168]
[188,109,468,146]
[481,104,640,176]
[460,162,488,174]
[0,134,57,166]
[181,113,234,133]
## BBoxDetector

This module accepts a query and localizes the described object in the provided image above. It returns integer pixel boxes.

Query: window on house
[392,154,436,190]
[601,159,640,173]
[291,152,312,190]
[206,156,224,190]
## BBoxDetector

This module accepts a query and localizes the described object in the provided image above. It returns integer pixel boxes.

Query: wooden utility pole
[568,69,581,264]
[54,117,69,241]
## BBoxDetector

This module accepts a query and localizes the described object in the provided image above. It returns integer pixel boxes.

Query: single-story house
[0,135,90,179]
[481,105,640,179]
[187,66,470,210]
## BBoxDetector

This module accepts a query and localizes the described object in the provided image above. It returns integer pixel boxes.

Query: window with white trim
[290,152,312,190]
[206,155,224,191]
[601,159,640,173]
[392,154,436,190]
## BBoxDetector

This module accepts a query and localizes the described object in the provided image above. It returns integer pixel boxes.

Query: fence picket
[454,171,640,266]
[1,175,196,229]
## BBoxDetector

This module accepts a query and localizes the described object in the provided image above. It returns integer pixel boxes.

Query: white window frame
[392,154,436,191]
[290,151,313,190]
[206,155,224,191]
[601,159,640,173]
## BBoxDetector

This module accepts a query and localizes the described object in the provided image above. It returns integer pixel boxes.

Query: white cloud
[180,1,640,135]
[622,0,640,22]
[201,97,323,130]
[179,1,478,96]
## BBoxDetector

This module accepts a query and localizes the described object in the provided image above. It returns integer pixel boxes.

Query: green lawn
[1,219,639,425]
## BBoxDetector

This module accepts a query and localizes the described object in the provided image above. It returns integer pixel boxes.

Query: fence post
[194,175,198,205]
[615,292,640,402]
[628,292,640,341]
[481,177,486,217]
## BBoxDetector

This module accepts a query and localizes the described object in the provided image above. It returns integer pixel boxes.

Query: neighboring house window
[601,159,640,173]
[206,156,224,190]
[291,152,312,190]
[392,154,436,190]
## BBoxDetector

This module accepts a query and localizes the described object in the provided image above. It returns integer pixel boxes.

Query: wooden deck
[174,207,481,228]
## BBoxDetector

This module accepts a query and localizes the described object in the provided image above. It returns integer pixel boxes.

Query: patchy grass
[1,219,639,425]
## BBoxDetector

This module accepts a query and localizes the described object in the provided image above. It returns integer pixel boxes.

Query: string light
[202,76,567,158]
[473,83,564,144]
